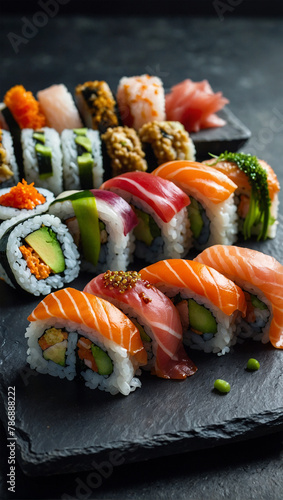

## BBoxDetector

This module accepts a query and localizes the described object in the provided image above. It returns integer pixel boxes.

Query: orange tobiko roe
[0,179,46,209]
[3,85,46,130]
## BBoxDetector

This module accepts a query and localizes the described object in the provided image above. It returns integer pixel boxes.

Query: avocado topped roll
[21,127,63,196]
[61,128,103,190]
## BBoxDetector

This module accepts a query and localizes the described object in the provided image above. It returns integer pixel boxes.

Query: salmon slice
[28,287,147,365]
[139,259,246,317]
[195,245,283,349]
[84,271,197,380]
[152,160,237,204]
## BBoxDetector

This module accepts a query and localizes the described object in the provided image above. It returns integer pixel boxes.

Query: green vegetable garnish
[208,152,271,240]
[246,358,260,371]
[214,379,231,394]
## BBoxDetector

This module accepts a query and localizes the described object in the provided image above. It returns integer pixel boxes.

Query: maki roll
[84,270,197,380]
[140,259,247,355]
[116,74,166,130]
[101,126,147,179]
[61,128,103,190]
[48,189,138,273]
[0,179,54,223]
[75,80,119,133]
[0,213,80,295]
[25,288,147,395]
[139,121,196,171]
[195,245,283,349]
[37,84,83,133]
[21,127,63,195]
[152,160,238,249]
[0,129,19,187]
[204,152,280,240]
[100,171,192,262]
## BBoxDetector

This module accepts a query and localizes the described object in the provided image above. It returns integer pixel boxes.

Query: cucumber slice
[187,198,204,239]
[91,345,113,375]
[35,143,53,179]
[77,152,94,189]
[188,299,217,334]
[250,294,268,310]
[133,207,161,246]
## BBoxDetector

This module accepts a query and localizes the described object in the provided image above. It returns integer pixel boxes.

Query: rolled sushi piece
[25,287,147,395]
[101,171,192,262]
[0,213,80,295]
[138,121,196,171]
[61,128,103,190]
[48,189,138,273]
[204,152,280,240]
[37,84,83,133]
[3,85,46,130]
[0,129,19,187]
[75,80,119,133]
[140,259,247,355]
[152,160,238,249]
[84,270,197,379]
[0,179,54,223]
[117,74,166,130]
[21,127,63,195]
[101,126,147,179]
[194,245,283,349]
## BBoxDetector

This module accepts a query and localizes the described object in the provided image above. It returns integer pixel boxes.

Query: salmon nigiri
[84,270,197,380]
[195,245,283,349]
[26,288,147,395]
[140,259,246,355]
[152,160,238,249]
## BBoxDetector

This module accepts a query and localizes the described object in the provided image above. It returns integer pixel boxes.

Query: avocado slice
[250,294,268,310]
[43,340,68,366]
[133,207,161,246]
[24,226,65,274]
[187,198,204,239]
[91,345,113,375]
[77,152,94,189]
[188,299,217,334]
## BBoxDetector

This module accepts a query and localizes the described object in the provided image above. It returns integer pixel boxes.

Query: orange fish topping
[4,85,46,130]
[19,245,51,280]
[0,179,46,209]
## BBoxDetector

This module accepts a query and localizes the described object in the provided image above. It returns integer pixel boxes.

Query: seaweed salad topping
[209,151,271,241]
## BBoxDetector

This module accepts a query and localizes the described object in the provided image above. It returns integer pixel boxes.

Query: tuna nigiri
[195,245,283,349]
[84,270,197,379]
[152,160,238,249]
[26,287,147,395]
[140,259,246,355]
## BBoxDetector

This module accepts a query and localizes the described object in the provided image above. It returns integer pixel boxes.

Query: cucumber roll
[0,213,80,295]
[61,128,103,190]
[0,129,19,187]
[21,127,63,196]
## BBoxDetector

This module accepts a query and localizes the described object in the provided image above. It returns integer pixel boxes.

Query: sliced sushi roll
[37,84,83,133]
[21,127,63,195]
[0,129,19,187]
[138,121,196,172]
[48,189,138,273]
[84,270,197,379]
[25,288,147,395]
[194,245,283,349]
[152,160,238,249]
[101,171,192,262]
[0,213,80,295]
[75,80,119,133]
[101,125,147,179]
[204,152,280,240]
[117,74,166,130]
[61,128,103,190]
[140,259,247,355]
[0,179,54,223]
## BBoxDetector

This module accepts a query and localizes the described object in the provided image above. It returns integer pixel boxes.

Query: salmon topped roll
[84,270,197,380]
[152,160,238,249]
[140,259,246,355]
[25,288,147,396]
[195,245,283,349]
[204,152,280,240]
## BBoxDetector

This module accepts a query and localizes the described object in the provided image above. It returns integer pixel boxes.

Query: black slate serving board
[0,219,282,477]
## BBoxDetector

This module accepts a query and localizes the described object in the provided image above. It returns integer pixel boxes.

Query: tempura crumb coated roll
[25,288,147,395]
[84,270,197,380]
[140,259,247,355]
[195,245,283,349]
